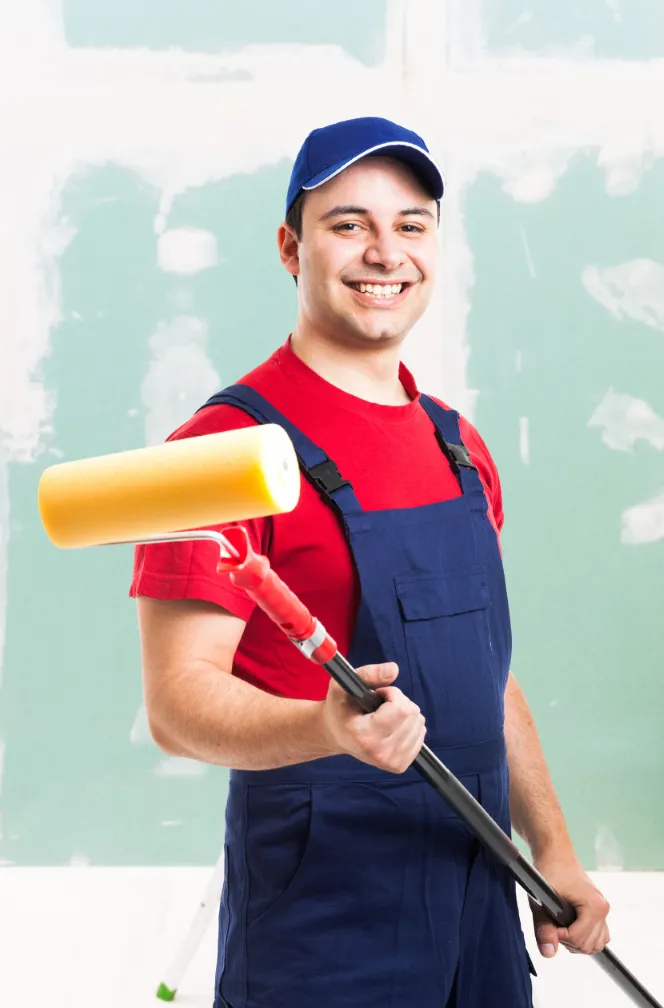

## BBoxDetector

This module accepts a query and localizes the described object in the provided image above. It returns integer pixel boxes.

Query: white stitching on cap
[301,141,445,194]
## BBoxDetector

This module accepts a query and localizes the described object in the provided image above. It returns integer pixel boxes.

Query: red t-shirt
[130,340,504,701]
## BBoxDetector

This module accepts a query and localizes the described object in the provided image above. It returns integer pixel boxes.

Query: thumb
[357,662,399,687]
[531,901,559,958]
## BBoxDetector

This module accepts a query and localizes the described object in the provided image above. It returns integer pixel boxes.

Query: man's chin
[320,305,416,346]
[345,325,408,347]
[351,311,418,344]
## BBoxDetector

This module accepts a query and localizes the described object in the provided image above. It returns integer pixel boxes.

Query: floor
[0,868,662,1007]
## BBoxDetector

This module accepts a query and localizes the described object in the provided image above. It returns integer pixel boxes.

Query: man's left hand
[530,856,611,958]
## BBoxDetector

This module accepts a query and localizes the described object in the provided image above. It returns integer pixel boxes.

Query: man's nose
[363,232,407,273]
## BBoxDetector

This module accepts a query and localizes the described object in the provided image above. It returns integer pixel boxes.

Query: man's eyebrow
[318,204,436,222]
[318,205,369,222]
[397,206,436,220]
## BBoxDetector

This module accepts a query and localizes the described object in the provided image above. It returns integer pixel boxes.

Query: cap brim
[301,141,445,201]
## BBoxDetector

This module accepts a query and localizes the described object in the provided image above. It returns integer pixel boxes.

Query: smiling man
[131,117,610,1008]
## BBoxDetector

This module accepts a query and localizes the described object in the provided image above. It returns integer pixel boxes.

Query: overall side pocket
[244,783,313,931]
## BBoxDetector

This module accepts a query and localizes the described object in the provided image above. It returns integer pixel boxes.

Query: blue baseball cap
[286,116,444,217]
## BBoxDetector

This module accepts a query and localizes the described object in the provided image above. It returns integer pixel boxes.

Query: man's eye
[333,222,360,232]
[401,224,424,233]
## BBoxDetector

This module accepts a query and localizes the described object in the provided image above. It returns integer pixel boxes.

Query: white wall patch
[141,316,220,446]
[588,389,664,452]
[129,704,152,745]
[154,758,207,777]
[605,0,622,25]
[69,853,91,867]
[621,490,664,546]
[520,228,537,278]
[157,227,219,275]
[519,417,531,465]
[595,823,624,871]
[582,260,664,333]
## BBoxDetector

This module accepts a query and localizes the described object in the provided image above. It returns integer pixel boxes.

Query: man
[132,117,610,1007]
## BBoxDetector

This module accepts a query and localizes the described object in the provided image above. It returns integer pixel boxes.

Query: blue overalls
[203,385,534,1008]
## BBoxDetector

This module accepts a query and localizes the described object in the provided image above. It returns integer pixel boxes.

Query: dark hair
[283,189,441,286]
[285,192,306,285]
[285,191,306,241]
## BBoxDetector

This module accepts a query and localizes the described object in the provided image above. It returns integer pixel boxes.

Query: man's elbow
[146,707,186,756]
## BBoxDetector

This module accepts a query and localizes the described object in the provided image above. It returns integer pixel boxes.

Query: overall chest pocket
[394,566,504,747]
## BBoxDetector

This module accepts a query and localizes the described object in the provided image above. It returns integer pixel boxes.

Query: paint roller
[38,424,300,548]
[38,431,661,1008]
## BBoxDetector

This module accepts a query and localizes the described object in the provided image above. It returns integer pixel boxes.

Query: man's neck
[289,328,412,407]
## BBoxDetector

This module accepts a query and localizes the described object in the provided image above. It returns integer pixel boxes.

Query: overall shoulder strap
[201,385,363,516]
[419,394,485,498]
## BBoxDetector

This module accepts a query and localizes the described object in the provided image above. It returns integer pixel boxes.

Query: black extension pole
[322,651,662,1008]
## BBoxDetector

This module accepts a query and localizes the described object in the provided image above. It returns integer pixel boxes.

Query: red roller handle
[217,526,336,661]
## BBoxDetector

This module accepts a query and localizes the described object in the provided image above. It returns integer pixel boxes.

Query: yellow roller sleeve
[38,424,300,548]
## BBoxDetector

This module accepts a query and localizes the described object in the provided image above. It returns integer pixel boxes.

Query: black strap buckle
[441,440,477,471]
[308,459,353,495]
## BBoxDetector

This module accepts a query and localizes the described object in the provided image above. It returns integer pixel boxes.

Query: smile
[343,281,413,306]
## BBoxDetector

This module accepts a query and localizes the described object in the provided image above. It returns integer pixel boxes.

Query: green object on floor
[156,982,176,1002]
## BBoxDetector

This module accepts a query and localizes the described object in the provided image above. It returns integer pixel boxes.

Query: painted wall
[0,0,662,881]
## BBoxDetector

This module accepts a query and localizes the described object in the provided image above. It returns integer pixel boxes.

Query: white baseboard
[0,868,662,1007]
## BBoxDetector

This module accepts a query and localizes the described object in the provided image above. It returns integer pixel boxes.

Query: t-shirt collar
[276,337,421,424]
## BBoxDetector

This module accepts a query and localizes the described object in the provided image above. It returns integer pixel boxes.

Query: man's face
[285,156,439,349]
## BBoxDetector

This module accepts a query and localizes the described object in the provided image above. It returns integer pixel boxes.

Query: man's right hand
[321,663,426,774]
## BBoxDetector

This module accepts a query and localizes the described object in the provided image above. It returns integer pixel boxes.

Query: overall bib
[203,385,534,1008]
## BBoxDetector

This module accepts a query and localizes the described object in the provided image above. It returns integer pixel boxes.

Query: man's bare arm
[137,596,339,770]
[136,596,426,774]
[505,671,610,957]
[504,670,573,858]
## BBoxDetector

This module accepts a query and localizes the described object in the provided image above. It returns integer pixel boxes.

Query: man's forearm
[504,672,576,861]
[148,661,338,771]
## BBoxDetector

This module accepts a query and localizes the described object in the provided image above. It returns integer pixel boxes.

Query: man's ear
[278,224,300,282]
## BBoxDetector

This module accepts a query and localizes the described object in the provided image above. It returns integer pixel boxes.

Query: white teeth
[349,282,404,297]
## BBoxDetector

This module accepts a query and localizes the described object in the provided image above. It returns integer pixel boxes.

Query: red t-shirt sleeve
[129,406,271,621]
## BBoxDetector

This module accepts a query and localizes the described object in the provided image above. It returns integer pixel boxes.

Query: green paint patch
[0,160,303,866]
[465,156,664,869]
[63,0,388,66]
[165,162,296,387]
[484,0,664,60]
